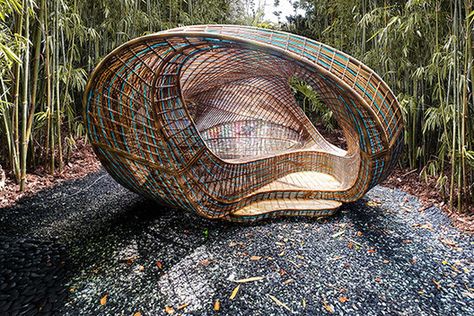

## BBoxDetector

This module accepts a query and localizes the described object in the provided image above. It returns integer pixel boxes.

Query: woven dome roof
[84,25,404,222]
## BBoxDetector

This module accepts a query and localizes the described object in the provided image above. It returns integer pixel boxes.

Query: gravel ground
[0,170,473,315]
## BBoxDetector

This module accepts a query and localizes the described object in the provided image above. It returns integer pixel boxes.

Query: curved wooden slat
[83,25,404,222]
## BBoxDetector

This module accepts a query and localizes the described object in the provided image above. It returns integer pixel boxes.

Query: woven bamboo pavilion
[83,25,404,222]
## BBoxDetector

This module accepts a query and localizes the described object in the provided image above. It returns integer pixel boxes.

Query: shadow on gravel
[1,172,473,315]
[0,236,69,315]
[0,171,233,314]
[345,200,403,258]
[0,172,173,314]
[0,174,399,315]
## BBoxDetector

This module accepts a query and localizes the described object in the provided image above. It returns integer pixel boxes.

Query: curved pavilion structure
[84,25,404,222]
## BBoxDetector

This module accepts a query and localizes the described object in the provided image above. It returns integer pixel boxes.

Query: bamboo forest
[1,1,474,315]
[2,0,472,214]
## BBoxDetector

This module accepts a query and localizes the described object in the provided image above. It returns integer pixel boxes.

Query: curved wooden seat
[83,25,404,222]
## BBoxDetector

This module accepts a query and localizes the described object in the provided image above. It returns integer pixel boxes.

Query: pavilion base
[227,198,342,222]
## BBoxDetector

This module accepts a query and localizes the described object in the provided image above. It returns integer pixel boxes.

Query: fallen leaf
[338,296,349,303]
[235,276,264,283]
[164,305,174,314]
[268,294,292,312]
[348,238,362,247]
[200,259,211,266]
[402,239,413,244]
[133,312,142,316]
[283,278,294,285]
[356,231,363,237]
[230,284,240,300]
[177,303,189,310]
[440,239,458,248]
[156,261,164,269]
[137,265,145,272]
[461,291,474,299]
[383,259,390,264]
[278,268,287,276]
[288,259,301,268]
[367,248,377,253]
[432,279,442,290]
[122,255,139,265]
[323,301,334,313]
[347,242,354,249]
[213,299,220,311]
[100,294,108,306]
[412,223,434,231]
[250,256,261,261]
[441,260,449,265]
[375,277,382,283]
[366,200,381,207]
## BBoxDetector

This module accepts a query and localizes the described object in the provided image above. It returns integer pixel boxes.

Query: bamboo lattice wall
[83,25,404,222]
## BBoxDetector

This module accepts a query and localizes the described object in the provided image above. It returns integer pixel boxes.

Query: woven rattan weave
[84,25,404,222]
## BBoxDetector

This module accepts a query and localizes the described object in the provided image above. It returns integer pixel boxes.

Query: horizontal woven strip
[84,25,404,222]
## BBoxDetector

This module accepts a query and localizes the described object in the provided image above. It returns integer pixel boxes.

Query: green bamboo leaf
[467,10,474,25]
[0,43,21,64]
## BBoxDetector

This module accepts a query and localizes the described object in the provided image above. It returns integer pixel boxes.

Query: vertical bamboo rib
[84,25,403,222]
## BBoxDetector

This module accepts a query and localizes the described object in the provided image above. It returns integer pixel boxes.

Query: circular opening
[289,77,348,151]
[180,47,342,161]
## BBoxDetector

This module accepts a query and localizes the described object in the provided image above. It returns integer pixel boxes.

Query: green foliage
[289,77,335,131]
[1,0,472,214]
[283,0,474,212]
[0,0,251,189]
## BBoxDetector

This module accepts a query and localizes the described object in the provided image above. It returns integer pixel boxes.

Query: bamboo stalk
[0,77,14,165]
[463,0,473,205]
[43,0,53,173]
[11,7,23,182]
[25,0,43,170]
[450,0,459,211]
[55,0,63,173]
[19,0,30,191]
[27,0,45,142]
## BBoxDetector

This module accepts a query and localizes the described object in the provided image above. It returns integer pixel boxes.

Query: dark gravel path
[0,170,473,315]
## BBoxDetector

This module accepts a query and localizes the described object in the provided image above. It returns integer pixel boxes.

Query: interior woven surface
[84,25,404,221]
